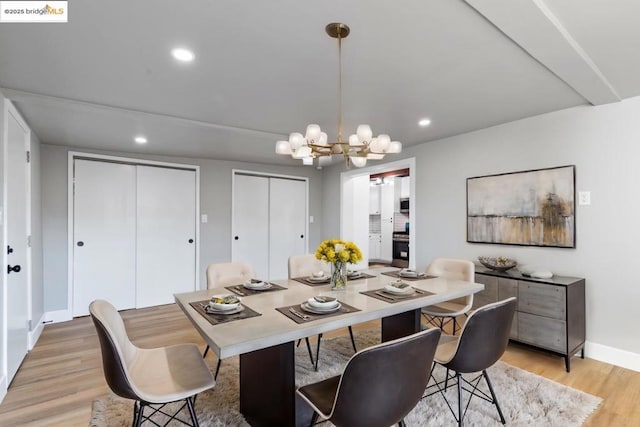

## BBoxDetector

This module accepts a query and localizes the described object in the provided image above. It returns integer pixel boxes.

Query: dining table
[174,267,484,427]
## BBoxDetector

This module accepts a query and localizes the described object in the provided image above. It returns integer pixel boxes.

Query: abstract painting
[467,165,575,248]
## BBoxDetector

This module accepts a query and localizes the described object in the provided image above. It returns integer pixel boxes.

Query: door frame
[231,169,309,272]
[67,152,200,318]
[340,157,416,269]
[2,100,32,389]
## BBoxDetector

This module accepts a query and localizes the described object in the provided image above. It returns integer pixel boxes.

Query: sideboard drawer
[518,312,566,353]
[510,311,518,340]
[518,281,566,320]
[474,274,498,308]
[498,278,518,299]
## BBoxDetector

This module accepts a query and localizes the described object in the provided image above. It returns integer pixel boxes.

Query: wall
[41,144,324,313]
[324,96,640,363]
[30,133,43,328]
[0,91,5,393]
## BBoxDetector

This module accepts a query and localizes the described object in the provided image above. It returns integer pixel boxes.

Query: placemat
[360,287,434,303]
[293,273,376,287]
[381,271,437,281]
[190,300,262,326]
[224,282,287,296]
[276,300,361,324]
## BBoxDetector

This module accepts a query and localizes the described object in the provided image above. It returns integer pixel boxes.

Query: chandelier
[275,23,402,168]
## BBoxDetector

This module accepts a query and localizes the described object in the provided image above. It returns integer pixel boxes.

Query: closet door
[232,174,269,279]
[73,160,136,316]
[136,166,197,308]
[269,178,307,280]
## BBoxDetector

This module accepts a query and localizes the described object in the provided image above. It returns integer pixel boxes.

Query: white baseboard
[585,340,640,372]
[44,309,72,324]
[28,313,46,350]
[0,375,7,405]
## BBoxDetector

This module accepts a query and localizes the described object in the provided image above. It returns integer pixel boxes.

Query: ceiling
[0,0,638,167]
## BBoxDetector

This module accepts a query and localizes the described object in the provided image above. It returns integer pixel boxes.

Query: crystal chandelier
[275,23,402,168]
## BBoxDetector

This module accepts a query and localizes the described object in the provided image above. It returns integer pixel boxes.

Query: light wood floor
[0,303,638,426]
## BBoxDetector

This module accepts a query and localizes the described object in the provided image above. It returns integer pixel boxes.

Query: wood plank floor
[0,303,638,426]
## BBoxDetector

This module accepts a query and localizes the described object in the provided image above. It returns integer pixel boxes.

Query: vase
[331,262,348,290]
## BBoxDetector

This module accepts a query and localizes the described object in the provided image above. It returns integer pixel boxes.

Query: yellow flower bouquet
[315,239,363,289]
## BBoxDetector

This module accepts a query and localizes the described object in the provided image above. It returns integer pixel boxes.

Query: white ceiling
[0,0,638,166]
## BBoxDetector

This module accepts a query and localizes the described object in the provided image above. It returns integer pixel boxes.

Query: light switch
[201,214,208,223]
[578,191,591,206]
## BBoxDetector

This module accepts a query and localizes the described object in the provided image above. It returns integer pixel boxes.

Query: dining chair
[421,258,475,335]
[425,297,517,426]
[203,262,255,378]
[89,300,215,427]
[288,254,357,371]
[297,327,442,427]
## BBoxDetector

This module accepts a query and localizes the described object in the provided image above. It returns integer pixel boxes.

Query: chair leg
[398,419,406,427]
[186,396,200,427]
[348,326,357,353]
[483,370,506,424]
[452,316,457,335]
[214,358,222,380]
[305,337,315,366]
[314,333,323,372]
[133,401,144,427]
[202,345,209,358]
[456,372,463,427]
[309,411,319,427]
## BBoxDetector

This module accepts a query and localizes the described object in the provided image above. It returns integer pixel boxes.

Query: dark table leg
[381,309,422,342]
[239,341,314,427]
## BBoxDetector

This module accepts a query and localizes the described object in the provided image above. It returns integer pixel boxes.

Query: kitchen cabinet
[400,176,410,199]
[380,183,394,262]
[369,185,380,214]
[475,267,585,372]
[369,233,381,260]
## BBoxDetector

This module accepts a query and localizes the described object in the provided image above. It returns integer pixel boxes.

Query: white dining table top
[174,268,484,359]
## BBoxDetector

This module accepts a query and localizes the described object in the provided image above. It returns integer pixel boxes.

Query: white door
[73,160,136,316]
[5,104,30,384]
[136,166,196,307]
[269,178,306,280]
[232,174,269,279]
[341,174,370,269]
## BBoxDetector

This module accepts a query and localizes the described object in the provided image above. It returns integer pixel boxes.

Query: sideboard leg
[580,347,585,359]
[565,355,571,373]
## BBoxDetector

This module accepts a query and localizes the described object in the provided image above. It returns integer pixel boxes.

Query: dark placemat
[224,282,287,296]
[360,287,434,304]
[276,300,361,324]
[381,271,436,281]
[293,273,376,287]
[190,300,262,326]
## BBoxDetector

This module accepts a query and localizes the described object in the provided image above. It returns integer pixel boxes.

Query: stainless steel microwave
[400,198,409,212]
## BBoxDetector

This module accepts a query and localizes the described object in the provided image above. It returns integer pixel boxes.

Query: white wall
[29,133,44,330]
[0,91,5,394]
[324,96,640,365]
[41,144,324,313]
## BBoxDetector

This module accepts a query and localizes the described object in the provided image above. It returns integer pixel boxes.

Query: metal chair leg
[483,370,506,424]
[309,411,319,427]
[348,326,357,353]
[214,358,222,380]
[134,401,144,427]
[314,333,323,371]
[202,345,209,358]
[456,372,463,427]
[398,419,406,427]
[186,396,200,427]
[305,337,315,366]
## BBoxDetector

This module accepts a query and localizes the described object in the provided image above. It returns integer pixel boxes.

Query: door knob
[7,245,13,254]
[8,264,21,274]
[300,234,304,239]
[188,238,194,243]
[234,236,239,240]
[77,241,84,247]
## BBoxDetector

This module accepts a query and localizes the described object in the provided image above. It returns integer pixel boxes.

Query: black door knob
[77,241,84,247]
[300,235,304,238]
[188,239,194,243]
[234,236,239,240]
[8,265,21,274]
[7,245,13,254]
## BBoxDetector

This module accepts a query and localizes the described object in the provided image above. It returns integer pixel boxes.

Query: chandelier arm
[337,31,343,144]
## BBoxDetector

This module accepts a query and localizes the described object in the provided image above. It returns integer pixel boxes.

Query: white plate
[398,270,423,278]
[205,304,245,315]
[347,271,363,279]
[307,296,338,309]
[209,294,241,311]
[300,302,341,314]
[243,281,272,290]
[384,283,414,295]
[307,276,330,283]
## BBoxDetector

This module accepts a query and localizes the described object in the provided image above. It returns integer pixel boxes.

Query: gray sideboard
[474,267,585,372]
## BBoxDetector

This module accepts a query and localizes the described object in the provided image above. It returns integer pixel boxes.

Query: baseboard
[28,313,46,350]
[585,340,640,372]
[0,375,7,405]
[44,309,73,324]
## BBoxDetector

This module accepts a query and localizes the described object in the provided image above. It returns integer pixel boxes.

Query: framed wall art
[467,165,575,248]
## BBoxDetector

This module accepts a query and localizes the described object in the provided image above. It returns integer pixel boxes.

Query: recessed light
[419,118,432,127]
[171,48,195,62]
[134,136,148,144]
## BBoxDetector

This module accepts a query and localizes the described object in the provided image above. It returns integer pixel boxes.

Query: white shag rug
[90,330,601,426]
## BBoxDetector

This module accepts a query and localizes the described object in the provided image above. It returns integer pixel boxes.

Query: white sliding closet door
[73,160,136,316]
[269,178,307,280]
[136,166,196,308]
[232,174,269,279]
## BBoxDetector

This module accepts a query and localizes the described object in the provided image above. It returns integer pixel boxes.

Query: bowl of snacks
[478,256,517,272]
[209,294,241,311]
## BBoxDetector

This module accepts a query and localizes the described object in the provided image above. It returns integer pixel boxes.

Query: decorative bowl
[209,294,241,311]
[478,256,517,272]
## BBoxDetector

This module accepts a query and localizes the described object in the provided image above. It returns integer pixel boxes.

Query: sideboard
[474,266,585,372]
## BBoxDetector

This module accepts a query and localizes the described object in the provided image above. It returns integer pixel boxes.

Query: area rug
[90,330,601,426]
